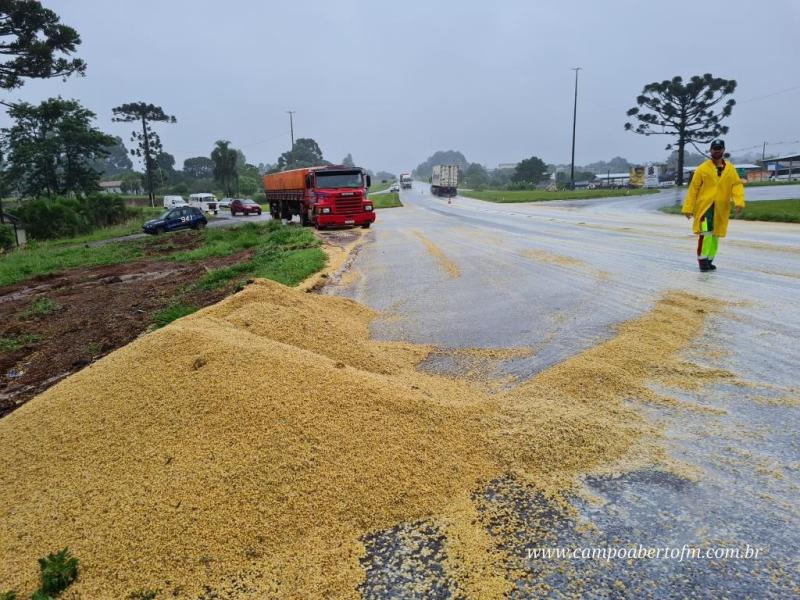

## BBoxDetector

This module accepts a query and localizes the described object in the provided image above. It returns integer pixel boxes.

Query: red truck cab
[263,166,376,229]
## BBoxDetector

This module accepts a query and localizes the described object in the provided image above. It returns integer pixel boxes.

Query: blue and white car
[143,206,208,235]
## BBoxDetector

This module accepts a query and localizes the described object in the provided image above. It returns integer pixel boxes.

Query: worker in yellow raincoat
[681,139,745,272]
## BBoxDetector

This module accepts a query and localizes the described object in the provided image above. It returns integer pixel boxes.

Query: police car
[143,206,208,235]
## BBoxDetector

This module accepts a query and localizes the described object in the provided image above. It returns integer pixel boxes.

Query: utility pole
[762,141,767,181]
[287,110,295,149]
[569,67,582,190]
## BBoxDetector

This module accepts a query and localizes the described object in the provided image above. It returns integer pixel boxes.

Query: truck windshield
[315,171,363,189]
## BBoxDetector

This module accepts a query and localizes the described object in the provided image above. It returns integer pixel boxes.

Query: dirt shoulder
[0,235,253,416]
[0,224,364,417]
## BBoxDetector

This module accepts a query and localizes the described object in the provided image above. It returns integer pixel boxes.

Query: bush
[11,194,135,241]
[505,181,537,191]
[0,224,15,251]
[38,547,79,596]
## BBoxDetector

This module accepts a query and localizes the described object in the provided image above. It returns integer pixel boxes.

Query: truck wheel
[300,210,310,227]
[361,223,371,229]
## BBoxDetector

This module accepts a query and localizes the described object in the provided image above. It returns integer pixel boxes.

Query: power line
[736,85,800,104]
[729,139,800,153]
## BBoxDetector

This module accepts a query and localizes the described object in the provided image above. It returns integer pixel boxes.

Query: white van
[163,195,187,209]
[188,193,219,214]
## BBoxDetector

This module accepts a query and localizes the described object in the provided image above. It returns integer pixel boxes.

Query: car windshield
[241,199,256,205]
[315,171,363,189]
[158,210,171,219]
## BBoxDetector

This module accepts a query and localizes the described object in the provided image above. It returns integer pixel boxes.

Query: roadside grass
[1,548,79,600]
[459,188,660,202]
[744,179,800,188]
[193,222,325,290]
[660,204,684,215]
[368,181,393,195]
[20,296,60,319]
[0,333,40,353]
[169,222,264,261]
[660,199,800,223]
[0,240,144,287]
[152,302,197,328]
[372,193,403,209]
[46,207,165,246]
[0,220,327,288]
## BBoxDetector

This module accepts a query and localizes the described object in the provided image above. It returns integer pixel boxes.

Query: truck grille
[334,197,363,215]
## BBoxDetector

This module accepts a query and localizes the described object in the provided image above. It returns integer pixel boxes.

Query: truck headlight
[364,205,373,211]
[321,207,331,214]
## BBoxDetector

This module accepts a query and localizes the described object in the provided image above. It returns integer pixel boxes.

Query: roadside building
[0,212,26,248]
[593,172,630,187]
[759,153,800,181]
[735,163,766,182]
[100,180,123,194]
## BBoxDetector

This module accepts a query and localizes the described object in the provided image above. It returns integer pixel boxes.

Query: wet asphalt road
[329,183,800,598]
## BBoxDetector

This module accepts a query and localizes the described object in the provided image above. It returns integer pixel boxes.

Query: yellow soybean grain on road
[0,278,720,598]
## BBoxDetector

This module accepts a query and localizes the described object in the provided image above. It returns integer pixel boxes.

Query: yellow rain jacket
[681,160,745,237]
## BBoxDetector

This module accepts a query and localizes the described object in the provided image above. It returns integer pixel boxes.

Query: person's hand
[684,213,691,220]
[734,205,743,216]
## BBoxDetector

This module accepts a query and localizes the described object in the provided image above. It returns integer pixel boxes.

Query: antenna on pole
[569,67,582,190]
[286,110,295,149]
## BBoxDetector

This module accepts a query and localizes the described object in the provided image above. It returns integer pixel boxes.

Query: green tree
[342,153,355,167]
[277,138,324,170]
[119,171,143,194]
[625,74,736,185]
[238,175,258,195]
[512,156,548,185]
[582,156,631,174]
[91,136,132,177]
[665,149,704,171]
[183,156,214,179]
[556,170,594,185]
[463,163,488,189]
[413,150,468,179]
[111,102,176,206]
[0,0,86,91]
[155,151,176,186]
[1,97,114,198]
[211,140,238,196]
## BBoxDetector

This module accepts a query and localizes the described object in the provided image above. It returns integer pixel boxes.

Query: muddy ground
[0,231,254,416]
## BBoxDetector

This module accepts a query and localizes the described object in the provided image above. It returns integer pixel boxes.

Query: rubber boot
[698,258,711,272]
[707,259,717,271]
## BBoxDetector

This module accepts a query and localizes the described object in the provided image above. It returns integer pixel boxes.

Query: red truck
[262,165,375,229]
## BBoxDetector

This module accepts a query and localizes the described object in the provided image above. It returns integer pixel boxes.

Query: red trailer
[262,165,375,229]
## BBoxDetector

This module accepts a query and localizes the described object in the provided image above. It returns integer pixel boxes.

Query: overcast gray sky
[3,0,799,173]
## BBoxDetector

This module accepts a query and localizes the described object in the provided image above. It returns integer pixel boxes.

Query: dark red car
[230,198,262,216]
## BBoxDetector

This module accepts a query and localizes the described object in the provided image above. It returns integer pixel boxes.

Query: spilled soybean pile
[0,280,721,598]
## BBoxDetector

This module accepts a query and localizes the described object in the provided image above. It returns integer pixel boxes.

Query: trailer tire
[300,209,310,227]
[361,223,371,229]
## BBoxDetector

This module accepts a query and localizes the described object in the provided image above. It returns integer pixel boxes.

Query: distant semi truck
[400,173,413,189]
[430,165,458,197]
[262,165,375,229]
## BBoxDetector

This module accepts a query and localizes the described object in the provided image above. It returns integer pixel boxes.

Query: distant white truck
[431,165,458,197]
[400,173,412,189]
[188,193,219,214]
[163,195,187,209]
